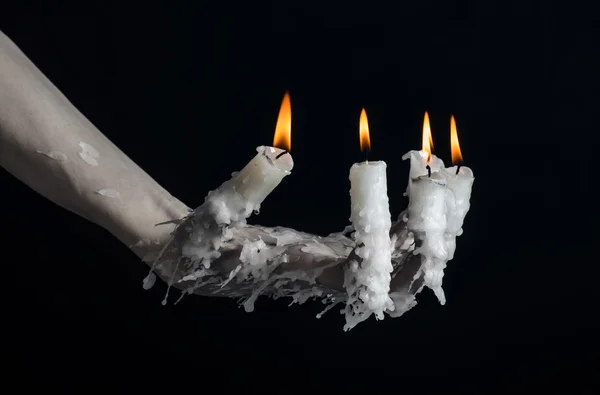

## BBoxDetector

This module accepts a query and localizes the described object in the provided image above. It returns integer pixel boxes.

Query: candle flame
[273,92,291,152]
[450,115,463,165]
[359,108,371,152]
[422,111,434,162]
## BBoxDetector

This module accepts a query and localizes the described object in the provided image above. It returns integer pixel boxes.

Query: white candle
[404,170,449,304]
[344,109,394,331]
[402,112,450,304]
[181,93,293,267]
[215,145,293,222]
[402,112,447,234]
[443,115,474,259]
[183,152,293,266]
[444,166,474,236]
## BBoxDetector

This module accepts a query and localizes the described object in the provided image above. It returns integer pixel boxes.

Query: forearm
[0,30,190,258]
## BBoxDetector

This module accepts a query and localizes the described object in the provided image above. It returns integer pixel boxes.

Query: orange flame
[450,115,463,165]
[422,111,434,162]
[273,92,291,152]
[359,108,371,153]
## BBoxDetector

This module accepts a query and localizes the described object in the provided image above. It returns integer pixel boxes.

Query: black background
[1,1,599,391]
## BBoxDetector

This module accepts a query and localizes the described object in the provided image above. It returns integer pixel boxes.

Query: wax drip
[426,165,431,178]
[275,150,289,159]
[456,164,462,175]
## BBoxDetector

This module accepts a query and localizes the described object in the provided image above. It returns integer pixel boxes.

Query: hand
[146,208,423,316]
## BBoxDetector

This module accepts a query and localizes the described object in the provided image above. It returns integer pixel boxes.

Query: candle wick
[365,150,369,164]
[426,165,431,178]
[456,164,462,175]
[275,150,288,159]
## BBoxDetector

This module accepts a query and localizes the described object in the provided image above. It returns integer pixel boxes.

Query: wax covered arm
[0,30,190,260]
[0,30,423,317]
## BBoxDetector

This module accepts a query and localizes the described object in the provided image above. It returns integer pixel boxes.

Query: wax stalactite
[344,108,395,331]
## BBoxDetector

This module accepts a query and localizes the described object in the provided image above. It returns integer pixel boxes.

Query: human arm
[0,30,190,261]
[0,30,423,321]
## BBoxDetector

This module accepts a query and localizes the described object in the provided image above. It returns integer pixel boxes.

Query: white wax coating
[401,150,445,180]
[346,161,394,329]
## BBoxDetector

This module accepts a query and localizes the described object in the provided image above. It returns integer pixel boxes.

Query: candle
[406,172,449,304]
[403,112,448,233]
[344,108,394,331]
[221,145,293,222]
[402,112,450,304]
[443,115,474,259]
[181,92,293,266]
[229,93,294,210]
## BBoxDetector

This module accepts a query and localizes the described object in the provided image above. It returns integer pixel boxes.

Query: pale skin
[0,30,422,305]
[0,30,189,262]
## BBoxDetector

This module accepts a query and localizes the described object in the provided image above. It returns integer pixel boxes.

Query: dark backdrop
[1,1,598,391]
